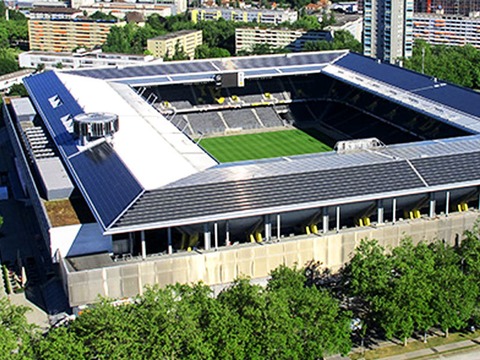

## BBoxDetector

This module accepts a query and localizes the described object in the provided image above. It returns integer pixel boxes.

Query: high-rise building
[413,12,480,49]
[363,0,414,63]
[414,0,480,15]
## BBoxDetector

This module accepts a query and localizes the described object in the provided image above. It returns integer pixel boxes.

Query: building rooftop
[149,29,201,41]
[30,7,82,14]
[24,51,480,234]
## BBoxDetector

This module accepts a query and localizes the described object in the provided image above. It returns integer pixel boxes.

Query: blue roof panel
[69,142,143,228]
[415,84,480,118]
[23,71,82,157]
[334,52,435,91]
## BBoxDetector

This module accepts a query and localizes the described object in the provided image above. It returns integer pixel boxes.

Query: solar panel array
[334,52,480,119]
[69,142,143,228]
[113,160,424,228]
[24,71,144,229]
[23,71,83,157]
[411,151,480,186]
[67,51,347,84]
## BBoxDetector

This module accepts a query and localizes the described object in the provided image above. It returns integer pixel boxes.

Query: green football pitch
[198,129,332,163]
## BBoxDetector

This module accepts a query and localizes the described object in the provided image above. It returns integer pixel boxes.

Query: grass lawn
[198,129,332,163]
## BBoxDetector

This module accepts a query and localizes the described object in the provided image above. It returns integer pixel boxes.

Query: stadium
[4,50,480,308]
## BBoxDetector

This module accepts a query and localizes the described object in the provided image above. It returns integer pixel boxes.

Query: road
[434,348,480,359]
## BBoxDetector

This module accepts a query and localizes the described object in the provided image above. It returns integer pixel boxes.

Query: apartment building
[413,12,480,49]
[235,27,333,53]
[79,3,172,19]
[19,50,156,69]
[147,30,202,59]
[71,0,186,13]
[29,7,83,20]
[191,8,298,25]
[28,19,119,52]
[414,0,480,15]
[363,0,414,63]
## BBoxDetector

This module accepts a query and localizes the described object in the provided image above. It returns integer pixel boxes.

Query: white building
[235,27,333,53]
[72,0,187,14]
[191,7,298,25]
[0,69,35,92]
[19,50,156,70]
[413,13,480,49]
[327,13,362,42]
[79,2,172,19]
[363,0,414,63]
[28,6,83,20]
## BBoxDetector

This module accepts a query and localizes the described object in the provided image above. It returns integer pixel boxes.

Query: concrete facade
[413,13,480,49]
[147,30,202,59]
[363,0,414,63]
[28,19,119,52]
[19,50,155,70]
[63,211,479,307]
[191,8,298,25]
[235,27,333,53]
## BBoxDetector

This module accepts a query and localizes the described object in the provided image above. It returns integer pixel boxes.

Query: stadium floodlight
[334,138,385,153]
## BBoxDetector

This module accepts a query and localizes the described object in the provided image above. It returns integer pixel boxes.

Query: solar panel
[279,65,326,73]
[114,160,424,228]
[24,71,82,157]
[415,84,480,119]
[66,51,348,82]
[69,142,143,228]
[411,151,480,186]
[334,53,435,91]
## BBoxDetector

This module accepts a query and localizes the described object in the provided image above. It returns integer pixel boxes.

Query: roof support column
[377,200,384,224]
[167,227,173,255]
[322,207,329,234]
[128,233,134,254]
[478,187,480,209]
[429,193,436,218]
[336,206,341,233]
[141,230,146,260]
[276,214,281,240]
[446,191,450,217]
[264,215,271,241]
[225,220,230,246]
[204,223,211,251]
[392,198,397,224]
[214,222,219,250]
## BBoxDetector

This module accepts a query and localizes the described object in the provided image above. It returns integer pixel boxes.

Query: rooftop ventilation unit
[73,112,119,146]
[334,138,385,153]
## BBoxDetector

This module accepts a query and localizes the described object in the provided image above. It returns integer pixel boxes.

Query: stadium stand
[149,85,197,110]
[221,109,262,130]
[253,107,284,127]
[226,82,263,104]
[186,111,226,136]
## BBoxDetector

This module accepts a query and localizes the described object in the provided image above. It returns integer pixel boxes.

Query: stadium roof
[65,50,349,86]
[109,136,480,233]
[23,51,480,234]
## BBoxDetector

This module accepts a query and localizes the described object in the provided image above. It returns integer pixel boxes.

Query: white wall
[50,223,112,260]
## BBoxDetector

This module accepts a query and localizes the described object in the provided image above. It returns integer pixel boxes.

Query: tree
[195,44,230,59]
[0,298,38,359]
[0,48,19,75]
[403,40,480,89]
[459,220,480,279]
[7,84,27,97]
[267,265,352,358]
[378,239,436,345]
[430,242,478,337]
[89,11,117,21]
[304,30,362,53]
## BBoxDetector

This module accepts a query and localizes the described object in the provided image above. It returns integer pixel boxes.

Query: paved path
[381,337,480,360]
